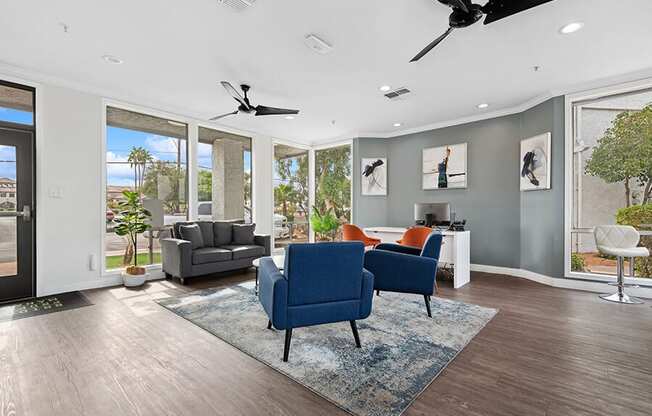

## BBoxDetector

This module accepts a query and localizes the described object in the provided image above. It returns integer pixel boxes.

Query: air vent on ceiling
[217,0,256,11]
[384,87,411,100]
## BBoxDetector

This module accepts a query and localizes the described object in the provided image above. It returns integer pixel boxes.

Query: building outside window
[569,87,652,279]
[105,106,188,271]
[197,127,252,222]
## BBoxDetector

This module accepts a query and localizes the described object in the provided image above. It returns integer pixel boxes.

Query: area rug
[0,291,93,322]
[157,282,497,416]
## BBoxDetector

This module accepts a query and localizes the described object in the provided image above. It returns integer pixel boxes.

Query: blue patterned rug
[157,282,496,416]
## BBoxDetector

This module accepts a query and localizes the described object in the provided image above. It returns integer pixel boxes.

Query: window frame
[101,100,190,275]
[564,77,652,284]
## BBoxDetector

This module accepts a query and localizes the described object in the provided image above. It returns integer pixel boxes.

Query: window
[105,106,188,271]
[0,82,34,126]
[196,127,252,221]
[568,87,652,279]
[273,144,309,249]
[314,144,352,241]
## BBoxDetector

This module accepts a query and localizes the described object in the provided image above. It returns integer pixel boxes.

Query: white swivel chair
[593,225,649,304]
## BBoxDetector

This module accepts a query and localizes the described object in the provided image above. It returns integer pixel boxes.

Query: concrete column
[212,139,245,220]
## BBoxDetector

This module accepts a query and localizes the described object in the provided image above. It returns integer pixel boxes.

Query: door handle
[0,205,31,222]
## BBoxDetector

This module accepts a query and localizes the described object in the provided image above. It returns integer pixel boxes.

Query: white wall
[25,81,275,296]
[36,85,104,295]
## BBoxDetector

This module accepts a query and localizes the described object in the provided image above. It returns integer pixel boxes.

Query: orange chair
[342,224,381,248]
[397,226,433,249]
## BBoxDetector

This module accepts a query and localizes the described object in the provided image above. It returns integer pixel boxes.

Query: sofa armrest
[364,249,437,295]
[161,238,192,278]
[359,268,374,319]
[375,243,422,257]
[258,257,288,329]
[254,234,271,256]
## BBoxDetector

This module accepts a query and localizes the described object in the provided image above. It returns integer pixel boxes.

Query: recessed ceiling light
[102,55,123,65]
[393,122,402,127]
[379,85,392,92]
[477,103,489,109]
[559,22,584,34]
[285,116,295,120]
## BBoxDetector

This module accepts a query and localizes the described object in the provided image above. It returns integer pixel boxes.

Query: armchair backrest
[420,232,443,260]
[342,224,366,241]
[284,242,365,306]
[399,226,433,248]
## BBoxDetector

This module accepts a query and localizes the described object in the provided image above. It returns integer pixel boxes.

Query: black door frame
[0,79,36,303]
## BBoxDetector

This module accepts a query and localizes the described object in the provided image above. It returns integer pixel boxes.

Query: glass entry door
[0,127,34,302]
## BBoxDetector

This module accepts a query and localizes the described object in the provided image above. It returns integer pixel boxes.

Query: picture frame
[422,143,467,190]
[361,158,387,196]
[520,132,551,191]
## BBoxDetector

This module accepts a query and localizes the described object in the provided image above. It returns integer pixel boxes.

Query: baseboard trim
[471,264,652,299]
[37,270,166,297]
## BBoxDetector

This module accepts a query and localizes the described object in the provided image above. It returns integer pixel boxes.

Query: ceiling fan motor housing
[449,4,484,28]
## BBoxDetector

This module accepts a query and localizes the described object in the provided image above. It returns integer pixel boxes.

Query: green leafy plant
[114,190,152,274]
[585,104,652,207]
[310,206,340,241]
[616,203,652,277]
[571,253,586,272]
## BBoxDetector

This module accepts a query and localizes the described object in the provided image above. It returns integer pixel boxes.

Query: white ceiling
[1,0,651,144]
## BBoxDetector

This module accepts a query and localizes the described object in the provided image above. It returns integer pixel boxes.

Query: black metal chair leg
[283,328,293,362]
[424,295,432,318]
[267,320,272,330]
[350,320,361,348]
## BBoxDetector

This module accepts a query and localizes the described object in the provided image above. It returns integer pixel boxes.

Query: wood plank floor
[1,271,651,416]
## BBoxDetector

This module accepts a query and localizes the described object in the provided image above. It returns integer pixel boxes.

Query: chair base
[599,292,644,304]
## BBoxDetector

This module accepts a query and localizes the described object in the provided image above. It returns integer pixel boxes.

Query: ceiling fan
[210,82,300,121]
[410,0,555,62]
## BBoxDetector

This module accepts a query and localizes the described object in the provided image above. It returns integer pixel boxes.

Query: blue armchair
[257,242,374,362]
[363,232,443,317]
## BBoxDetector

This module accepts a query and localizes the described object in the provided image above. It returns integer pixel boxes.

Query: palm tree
[127,146,153,197]
[274,183,297,220]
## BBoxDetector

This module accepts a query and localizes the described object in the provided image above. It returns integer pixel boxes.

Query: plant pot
[122,270,148,288]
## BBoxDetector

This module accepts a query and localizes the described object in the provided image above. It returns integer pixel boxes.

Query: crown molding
[3,60,651,147]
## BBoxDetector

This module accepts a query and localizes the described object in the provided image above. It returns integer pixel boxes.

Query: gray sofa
[161,221,271,284]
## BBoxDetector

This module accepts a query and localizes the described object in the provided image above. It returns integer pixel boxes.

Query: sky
[0,107,32,180]
[107,126,251,187]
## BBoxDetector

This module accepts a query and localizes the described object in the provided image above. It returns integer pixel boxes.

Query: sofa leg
[283,329,293,362]
[350,320,361,348]
[267,320,272,330]
[179,277,185,285]
[424,295,432,318]
[165,272,172,279]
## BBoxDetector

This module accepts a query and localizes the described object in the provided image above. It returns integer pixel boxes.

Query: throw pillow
[232,223,256,245]
[179,223,205,249]
[213,222,233,246]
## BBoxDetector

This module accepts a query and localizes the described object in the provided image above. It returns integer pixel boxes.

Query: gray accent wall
[353,96,565,277]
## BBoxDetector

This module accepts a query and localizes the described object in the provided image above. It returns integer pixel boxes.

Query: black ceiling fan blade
[209,110,238,121]
[254,105,299,116]
[446,0,469,13]
[410,27,454,62]
[482,0,555,25]
[220,81,251,110]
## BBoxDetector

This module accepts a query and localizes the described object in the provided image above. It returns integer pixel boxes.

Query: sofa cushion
[192,247,232,265]
[232,223,256,245]
[220,245,265,260]
[179,224,204,249]
[213,222,233,246]
[196,222,214,247]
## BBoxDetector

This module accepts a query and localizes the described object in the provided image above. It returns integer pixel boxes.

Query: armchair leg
[283,329,293,362]
[179,277,185,285]
[350,320,361,348]
[424,295,432,318]
[376,290,380,296]
[267,320,272,330]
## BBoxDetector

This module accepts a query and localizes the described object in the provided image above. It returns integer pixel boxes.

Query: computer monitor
[414,202,451,226]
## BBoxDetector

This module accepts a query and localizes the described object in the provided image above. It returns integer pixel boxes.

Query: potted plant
[114,190,152,287]
[310,206,340,241]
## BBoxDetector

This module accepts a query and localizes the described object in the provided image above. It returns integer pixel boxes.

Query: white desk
[364,226,471,289]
